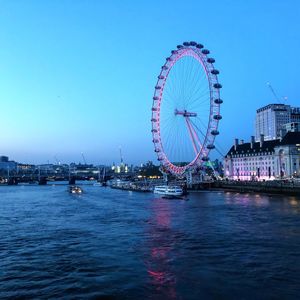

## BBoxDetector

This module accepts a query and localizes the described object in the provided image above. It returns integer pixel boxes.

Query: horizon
[1,0,300,165]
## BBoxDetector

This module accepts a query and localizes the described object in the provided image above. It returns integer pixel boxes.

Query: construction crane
[81,152,87,165]
[266,82,287,103]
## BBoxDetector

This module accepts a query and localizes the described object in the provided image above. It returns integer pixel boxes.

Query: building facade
[291,107,300,123]
[224,132,300,180]
[0,156,17,172]
[255,104,291,141]
[283,122,299,134]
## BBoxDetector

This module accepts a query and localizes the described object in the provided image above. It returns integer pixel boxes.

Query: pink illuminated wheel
[151,41,223,176]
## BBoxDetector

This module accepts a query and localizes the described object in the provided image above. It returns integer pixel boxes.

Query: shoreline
[189,181,300,197]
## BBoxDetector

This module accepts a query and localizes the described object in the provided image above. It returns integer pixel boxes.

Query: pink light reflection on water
[145,198,177,299]
[224,192,270,207]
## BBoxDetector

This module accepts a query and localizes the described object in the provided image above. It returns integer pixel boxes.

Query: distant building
[224,132,300,180]
[0,156,17,172]
[18,163,35,173]
[111,161,129,174]
[255,104,292,141]
[37,164,55,172]
[0,156,9,162]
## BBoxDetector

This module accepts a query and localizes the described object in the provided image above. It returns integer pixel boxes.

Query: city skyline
[1,0,300,165]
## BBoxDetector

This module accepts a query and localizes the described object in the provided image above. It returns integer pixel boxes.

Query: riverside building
[255,104,300,141]
[224,132,300,180]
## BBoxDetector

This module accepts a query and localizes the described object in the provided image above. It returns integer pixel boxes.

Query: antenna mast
[81,152,87,165]
[119,146,124,164]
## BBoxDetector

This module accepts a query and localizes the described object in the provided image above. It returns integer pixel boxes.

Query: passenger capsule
[207,58,215,63]
[166,57,173,62]
[202,156,209,161]
[153,96,159,100]
[202,49,210,55]
[161,65,169,70]
[154,148,160,152]
[155,86,161,90]
[211,130,220,135]
[171,50,178,54]
[207,144,215,150]
[213,83,222,89]
[183,42,190,46]
[153,139,159,143]
[158,75,165,79]
[190,41,197,46]
[151,118,157,122]
[151,129,158,133]
[152,107,157,111]
[213,114,222,120]
[177,45,183,49]
[211,69,219,75]
[214,98,223,104]
[196,43,204,49]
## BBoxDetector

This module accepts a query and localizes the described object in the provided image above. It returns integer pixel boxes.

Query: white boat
[153,185,183,198]
[69,186,83,194]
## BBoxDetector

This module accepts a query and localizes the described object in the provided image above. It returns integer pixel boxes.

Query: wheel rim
[151,42,222,176]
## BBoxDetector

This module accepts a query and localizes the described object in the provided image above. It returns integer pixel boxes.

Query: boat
[153,185,184,198]
[94,167,107,187]
[69,186,83,194]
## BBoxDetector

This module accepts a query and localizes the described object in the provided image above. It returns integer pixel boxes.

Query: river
[0,184,299,299]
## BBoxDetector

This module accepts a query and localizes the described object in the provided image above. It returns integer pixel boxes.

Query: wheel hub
[174,109,197,117]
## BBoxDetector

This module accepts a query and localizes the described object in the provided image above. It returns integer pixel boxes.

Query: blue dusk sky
[0,0,299,165]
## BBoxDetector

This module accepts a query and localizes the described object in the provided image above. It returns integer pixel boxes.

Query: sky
[0,0,299,165]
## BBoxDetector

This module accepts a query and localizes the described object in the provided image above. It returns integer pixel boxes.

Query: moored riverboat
[153,185,184,198]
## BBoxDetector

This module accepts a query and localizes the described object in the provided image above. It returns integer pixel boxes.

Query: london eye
[151,41,223,176]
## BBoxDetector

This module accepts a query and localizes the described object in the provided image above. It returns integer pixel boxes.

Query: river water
[0,184,299,299]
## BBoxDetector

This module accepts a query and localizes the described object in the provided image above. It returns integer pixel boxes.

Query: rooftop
[226,132,300,156]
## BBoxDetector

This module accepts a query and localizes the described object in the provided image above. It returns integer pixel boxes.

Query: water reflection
[224,192,270,207]
[286,196,300,214]
[223,191,300,215]
[253,194,270,207]
[1,187,300,299]
[145,198,178,299]
[289,197,299,207]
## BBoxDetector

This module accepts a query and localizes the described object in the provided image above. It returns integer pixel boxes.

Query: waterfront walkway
[212,180,300,196]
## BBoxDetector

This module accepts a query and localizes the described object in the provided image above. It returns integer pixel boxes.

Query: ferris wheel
[151,41,223,176]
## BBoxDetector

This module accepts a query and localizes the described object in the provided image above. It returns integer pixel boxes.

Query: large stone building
[224,132,300,180]
[255,104,300,141]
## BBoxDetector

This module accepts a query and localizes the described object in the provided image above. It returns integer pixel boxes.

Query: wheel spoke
[151,42,222,175]
[185,117,198,156]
